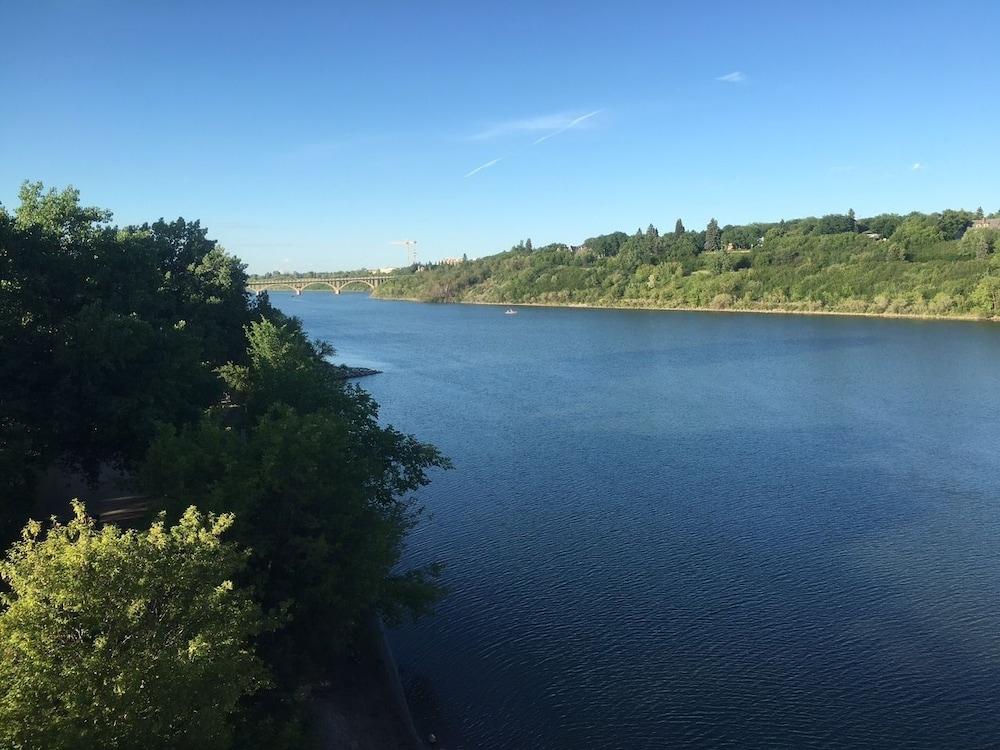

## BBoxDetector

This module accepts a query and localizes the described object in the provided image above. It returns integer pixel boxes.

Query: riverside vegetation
[0,182,446,748]
[365,210,1000,319]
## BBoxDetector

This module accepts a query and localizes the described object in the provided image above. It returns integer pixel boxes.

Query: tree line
[0,182,446,748]
[372,207,1000,318]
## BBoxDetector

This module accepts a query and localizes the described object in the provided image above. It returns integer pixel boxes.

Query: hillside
[371,211,1000,319]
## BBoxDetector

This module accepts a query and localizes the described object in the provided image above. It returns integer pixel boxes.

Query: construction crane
[390,239,418,265]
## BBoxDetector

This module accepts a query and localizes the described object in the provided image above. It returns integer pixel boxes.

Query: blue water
[276,293,1000,749]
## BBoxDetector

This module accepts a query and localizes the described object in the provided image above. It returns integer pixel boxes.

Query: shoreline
[310,616,424,749]
[373,294,999,324]
[371,616,424,749]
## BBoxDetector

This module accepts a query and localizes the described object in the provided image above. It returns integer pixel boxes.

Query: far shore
[372,294,999,324]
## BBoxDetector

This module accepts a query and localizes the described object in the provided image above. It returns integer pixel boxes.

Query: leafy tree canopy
[141,318,449,686]
[0,503,266,750]
[0,183,276,541]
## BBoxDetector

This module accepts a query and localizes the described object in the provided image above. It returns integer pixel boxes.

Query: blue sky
[3,1,998,272]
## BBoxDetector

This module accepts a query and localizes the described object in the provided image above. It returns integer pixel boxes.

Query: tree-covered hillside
[373,210,1000,319]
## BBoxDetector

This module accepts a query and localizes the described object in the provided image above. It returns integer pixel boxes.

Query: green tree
[891,215,943,248]
[972,275,1000,316]
[0,183,271,542]
[962,228,996,259]
[848,208,856,232]
[142,319,448,685]
[721,225,759,249]
[815,213,854,234]
[674,218,685,236]
[938,209,976,240]
[583,231,629,257]
[14,181,112,243]
[704,218,721,252]
[863,213,903,238]
[0,502,266,750]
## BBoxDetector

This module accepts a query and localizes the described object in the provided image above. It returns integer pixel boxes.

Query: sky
[3,0,999,273]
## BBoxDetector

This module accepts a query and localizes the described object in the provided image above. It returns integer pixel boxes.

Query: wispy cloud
[463,108,603,177]
[470,110,602,141]
[464,157,504,178]
[716,71,746,83]
[532,110,603,144]
[911,162,924,171]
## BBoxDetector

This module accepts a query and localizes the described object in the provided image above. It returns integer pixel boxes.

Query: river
[275,293,1000,749]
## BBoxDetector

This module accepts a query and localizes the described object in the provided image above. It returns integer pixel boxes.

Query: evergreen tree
[646,224,659,238]
[848,208,857,232]
[704,218,721,252]
[525,238,533,252]
[674,218,685,236]
[976,206,985,219]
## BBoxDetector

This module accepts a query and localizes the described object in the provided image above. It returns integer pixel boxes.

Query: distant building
[439,257,463,266]
[377,267,397,274]
[972,218,1000,230]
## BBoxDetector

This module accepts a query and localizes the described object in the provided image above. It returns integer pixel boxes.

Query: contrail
[464,156,503,177]
[532,109,603,145]
[715,71,746,83]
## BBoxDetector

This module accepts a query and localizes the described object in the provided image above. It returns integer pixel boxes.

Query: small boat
[504,308,518,315]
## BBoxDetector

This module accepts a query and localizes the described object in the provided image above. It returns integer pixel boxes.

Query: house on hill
[972,218,1000,230]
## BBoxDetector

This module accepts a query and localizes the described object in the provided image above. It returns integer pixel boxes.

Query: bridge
[246,275,389,295]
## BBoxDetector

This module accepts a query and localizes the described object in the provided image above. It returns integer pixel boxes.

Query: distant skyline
[3,0,999,272]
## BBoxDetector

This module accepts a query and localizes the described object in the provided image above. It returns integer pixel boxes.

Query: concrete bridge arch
[246,275,388,296]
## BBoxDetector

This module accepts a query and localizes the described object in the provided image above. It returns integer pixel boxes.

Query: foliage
[583,231,629,257]
[814,212,855,235]
[971,275,1000,315]
[0,502,266,750]
[2,181,448,744]
[890,215,943,249]
[704,218,721,252]
[0,183,276,542]
[373,207,1000,320]
[961,228,997,259]
[141,318,449,687]
[859,213,903,237]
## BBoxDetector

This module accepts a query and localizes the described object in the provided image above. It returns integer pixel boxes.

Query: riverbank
[311,617,424,750]
[373,294,999,324]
